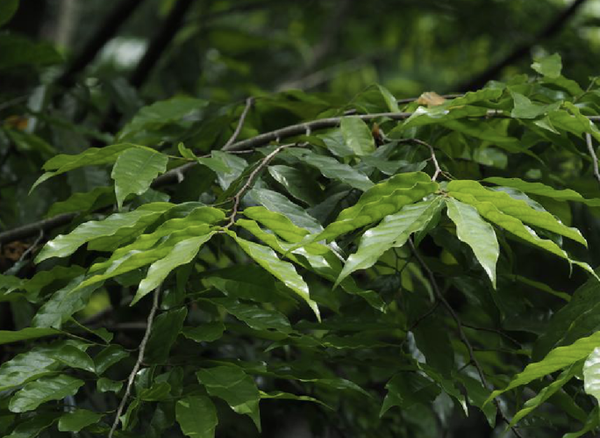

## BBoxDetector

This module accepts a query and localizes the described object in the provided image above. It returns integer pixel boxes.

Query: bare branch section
[108,286,161,438]
[408,240,524,438]
[223,97,255,149]
[586,133,600,188]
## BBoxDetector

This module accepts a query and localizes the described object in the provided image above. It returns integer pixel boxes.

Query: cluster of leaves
[5,1,600,436]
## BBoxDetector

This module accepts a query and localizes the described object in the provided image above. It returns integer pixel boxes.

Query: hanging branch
[57,0,145,89]
[408,240,524,438]
[458,0,589,91]
[107,286,161,438]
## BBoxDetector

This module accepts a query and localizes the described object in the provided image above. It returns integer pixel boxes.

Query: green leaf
[133,233,214,305]
[97,377,123,393]
[448,180,587,246]
[340,116,375,156]
[446,197,499,287]
[532,53,562,78]
[9,375,84,413]
[95,345,129,375]
[35,202,173,262]
[243,206,310,243]
[483,177,600,207]
[260,391,331,409]
[197,365,261,430]
[380,373,440,417]
[0,346,58,391]
[230,233,320,320]
[58,409,103,433]
[510,364,578,427]
[563,406,600,438]
[50,344,95,373]
[336,197,442,287]
[313,172,438,243]
[4,413,57,438]
[207,297,291,333]
[176,396,218,438]
[511,91,560,119]
[139,382,172,401]
[249,188,323,233]
[32,143,136,191]
[145,307,187,364]
[0,327,59,345]
[390,105,488,134]
[285,148,374,191]
[268,164,322,205]
[111,148,169,210]
[47,186,114,217]
[584,347,600,403]
[487,331,600,404]
[0,0,19,27]
[183,322,225,343]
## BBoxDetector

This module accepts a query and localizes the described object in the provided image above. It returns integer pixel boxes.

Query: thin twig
[408,240,524,438]
[462,323,522,347]
[223,97,255,149]
[225,142,299,227]
[108,286,161,438]
[586,133,600,188]
[400,138,446,181]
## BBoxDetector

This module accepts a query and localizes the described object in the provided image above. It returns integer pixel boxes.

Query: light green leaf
[9,375,84,413]
[97,377,123,393]
[532,53,562,78]
[31,143,136,191]
[511,91,560,119]
[230,233,320,321]
[391,105,488,134]
[377,84,400,112]
[260,391,332,409]
[341,116,375,156]
[207,297,291,333]
[35,202,173,262]
[197,365,261,430]
[510,364,578,427]
[47,186,114,217]
[176,396,218,438]
[133,233,214,305]
[584,347,600,403]
[0,346,58,391]
[336,198,442,287]
[0,327,59,345]
[111,147,169,210]
[58,409,103,432]
[313,172,438,243]
[483,177,600,207]
[50,344,95,373]
[212,150,248,190]
[243,206,310,243]
[285,148,374,191]
[250,187,323,233]
[448,180,587,246]
[487,331,600,404]
[446,197,499,287]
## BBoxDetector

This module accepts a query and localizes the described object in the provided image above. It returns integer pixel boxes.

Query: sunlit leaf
[341,116,375,156]
[9,375,84,413]
[176,396,218,438]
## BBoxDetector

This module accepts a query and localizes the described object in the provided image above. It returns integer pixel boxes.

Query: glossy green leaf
[483,177,600,207]
[50,344,95,373]
[341,116,375,156]
[532,53,562,78]
[133,233,214,305]
[0,346,58,391]
[58,409,103,432]
[285,148,374,191]
[0,327,59,345]
[243,206,310,243]
[487,330,600,403]
[446,197,499,287]
[584,347,600,403]
[32,143,136,191]
[145,307,187,364]
[207,297,291,333]
[212,150,248,190]
[448,180,587,246]
[230,233,320,320]
[197,365,261,430]
[97,377,123,393]
[336,197,442,287]
[183,322,225,343]
[95,344,129,374]
[9,375,84,413]
[111,147,169,209]
[176,396,218,438]
[35,202,173,262]
[268,164,322,205]
[510,364,578,427]
[313,172,438,243]
[4,414,57,438]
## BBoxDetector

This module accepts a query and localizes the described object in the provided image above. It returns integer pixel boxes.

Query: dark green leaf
[176,396,218,438]
[9,375,84,413]
[58,409,103,432]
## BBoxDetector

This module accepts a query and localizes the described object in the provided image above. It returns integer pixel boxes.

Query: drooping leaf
[58,409,103,433]
[259,391,331,409]
[487,330,600,403]
[336,197,442,287]
[243,206,310,243]
[111,147,169,209]
[0,327,59,345]
[176,396,218,438]
[446,197,499,287]
[197,365,261,430]
[229,233,320,320]
[9,375,84,413]
[312,172,438,243]
[448,180,587,246]
[35,202,174,262]
[132,233,214,305]
[341,116,375,156]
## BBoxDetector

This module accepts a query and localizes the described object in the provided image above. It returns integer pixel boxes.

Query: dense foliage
[4,1,600,437]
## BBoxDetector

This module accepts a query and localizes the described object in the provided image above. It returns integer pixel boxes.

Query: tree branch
[586,133,600,188]
[108,286,161,438]
[458,0,589,91]
[408,240,524,438]
[223,97,255,149]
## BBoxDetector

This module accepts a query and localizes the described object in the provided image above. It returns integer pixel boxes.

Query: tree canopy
[3,1,600,437]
